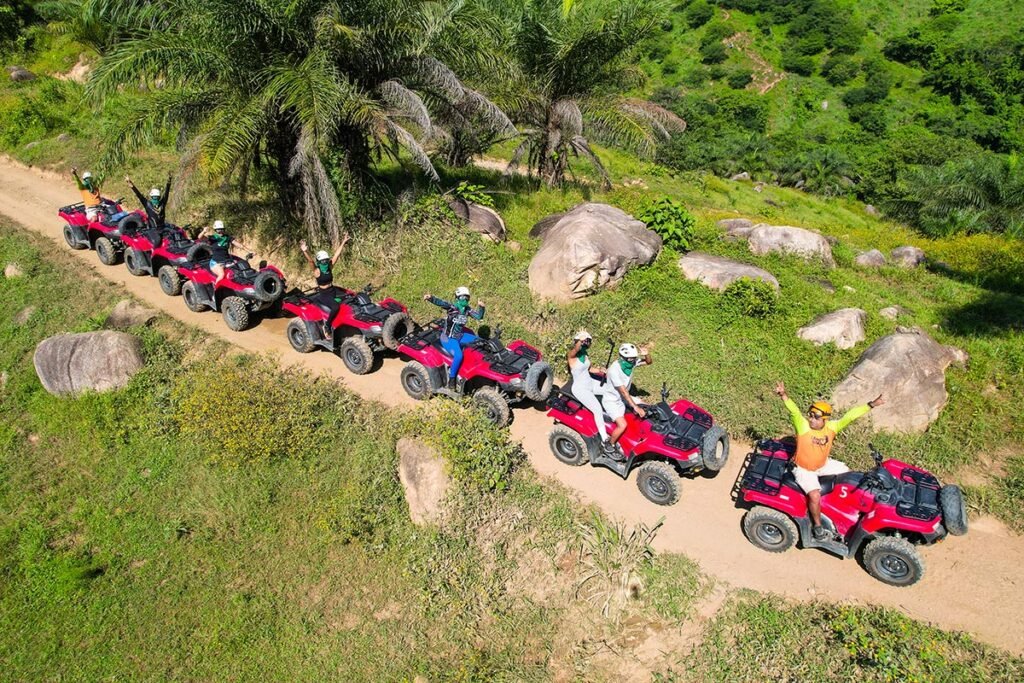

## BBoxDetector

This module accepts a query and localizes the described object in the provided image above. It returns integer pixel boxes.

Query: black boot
[812,525,829,541]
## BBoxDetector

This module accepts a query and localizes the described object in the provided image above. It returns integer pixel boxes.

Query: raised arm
[71,167,84,189]
[832,395,884,434]
[568,339,585,360]
[158,176,172,219]
[775,382,809,434]
[299,240,315,267]
[469,301,485,320]
[331,233,350,264]
[425,295,452,309]
[125,176,148,208]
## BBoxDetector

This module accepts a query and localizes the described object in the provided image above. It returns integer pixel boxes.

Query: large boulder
[832,327,967,433]
[678,252,779,292]
[527,203,661,302]
[33,332,145,396]
[891,246,926,268]
[447,198,506,242]
[104,299,158,330]
[716,218,755,239]
[9,67,36,82]
[854,249,886,268]
[797,308,866,350]
[747,224,835,266]
[397,438,451,526]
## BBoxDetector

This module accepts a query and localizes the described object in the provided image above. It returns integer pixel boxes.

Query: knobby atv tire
[863,536,924,587]
[158,265,182,296]
[222,296,250,331]
[381,312,413,351]
[401,361,434,400]
[253,271,284,303]
[473,387,511,427]
[340,336,374,375]
[700,424,729,471]
[548,424,591,466]
[940,485,968,536]
[524,361,555,402]
[742,506,798,553]
[186,242,212,262]
[124,248,147,276]
[64,224,86,249]
[181,281,209,312]
[287,319,316,353]
[636,461,681,506]
[117,213,144,235]
[95,236,120,265]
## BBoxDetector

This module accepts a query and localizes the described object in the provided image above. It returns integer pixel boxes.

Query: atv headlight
[509,377,524,388]
[368,325,383,334]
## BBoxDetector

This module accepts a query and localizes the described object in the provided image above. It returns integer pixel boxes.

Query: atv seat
[555,378,617,424]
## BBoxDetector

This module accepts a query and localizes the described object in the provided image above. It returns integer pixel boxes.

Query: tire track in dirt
[2,156,1022,654]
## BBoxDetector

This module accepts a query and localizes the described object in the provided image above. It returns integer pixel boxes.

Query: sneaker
[812,525,829,541]
[601,442,625,461]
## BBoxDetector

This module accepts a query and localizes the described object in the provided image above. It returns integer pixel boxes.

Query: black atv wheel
[95,236,120,265]
[636,461,681,506]
[863,536,924,587]
[940,485,968,536]
[158,265,183,296]
[340,337,374,375]
[524,361,555,401]
[186,242,212,262]
[401,361,434,400]
[222,296,250,331]
[548,425,591,466]
[124,248,147,276]
[117,213,144,235]
[742,506,798,553]
[63,224,86,250]
[253,271,284,303]
[472,387,511,427]
[381,312,413,351]
[181,281,209,312]
[287,319,316,353]
[700,424,729,472]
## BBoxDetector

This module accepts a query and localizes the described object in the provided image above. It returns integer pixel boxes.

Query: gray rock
[397,437,450,526]
[56,133,72,143]
[0,371,7,389]
[9,68,36,82]
[104,300,157,330]
[832,327,967,433]
[4,263,23,278]
[865,204,880,217]
[678,252,779,292]
[797,308,866,350]
[529,212,566,239]
[879,305,909,321]
[528,203,661,302]
[716,218,755,238]
[24,141,41,150]
[506,240,521,253]
[13,306,36,326]
[730,171,751,181]
[891,246,926,268]
[33,331,145,396]
[854,249,887,268]
[843,285,856,293]
[447,198,506,242]
[747,224,835,266]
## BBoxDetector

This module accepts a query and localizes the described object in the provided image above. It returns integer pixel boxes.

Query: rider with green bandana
[300,235,350,334]
[596,342,653,459]
[423,286,485,391]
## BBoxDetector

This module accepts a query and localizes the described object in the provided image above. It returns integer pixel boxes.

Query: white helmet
[82,171,93,180]
[149,187,161,198]
[573,329,592,341]
[213,220,225,231]
[315,250,330,261]
[454,286,471,299]
[618,342,639,360]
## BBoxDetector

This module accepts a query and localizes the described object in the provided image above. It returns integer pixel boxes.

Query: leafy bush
[782,52,815,76]
[684,0,714,28]
[639,197,697,251]
[821,54,859,85]
[721,278,777,318]
[448,181,494,208]
[423,402,524,491]
[794,31,827,56]
[727,69,754,89]
[699,41,728,64]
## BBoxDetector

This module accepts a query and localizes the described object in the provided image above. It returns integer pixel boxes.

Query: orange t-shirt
[80,186,101,208]
[783,398,871,471]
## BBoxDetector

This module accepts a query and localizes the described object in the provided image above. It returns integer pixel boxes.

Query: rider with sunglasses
[423,286,485,390]
[775,381,885,541]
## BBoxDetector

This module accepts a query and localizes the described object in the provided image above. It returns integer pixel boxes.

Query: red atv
[546,381,729,506]
[396,322,554,426]
[281,283,413,375]
[176,243,286,331]
[119,223,196,294]
[737,440,968,587]
[58,200,146,266]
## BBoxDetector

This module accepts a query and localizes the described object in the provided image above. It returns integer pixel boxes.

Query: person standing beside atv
[299,235,350,333]
[774,381,885,541]
[423,287,485,389]
[567,330,610,447]
[71,167,104,221]
[596,342,653,459]
[199,220,253,286]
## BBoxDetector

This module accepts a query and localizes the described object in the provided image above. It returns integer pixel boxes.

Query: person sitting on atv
[125,175,173,246]
[774,381,885,541]
[299,234,350,333]
[71,167,106,221]
[198,220,253,286]
[595,342,653,460]
[422,286,485,390]
[567,330,610,449]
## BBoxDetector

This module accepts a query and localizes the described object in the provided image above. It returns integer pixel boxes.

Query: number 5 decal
[838,486,849,498]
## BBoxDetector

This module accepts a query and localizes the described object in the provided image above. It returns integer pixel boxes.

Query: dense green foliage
[638,196,696,251]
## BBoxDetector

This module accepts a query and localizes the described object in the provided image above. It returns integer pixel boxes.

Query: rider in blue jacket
[423,286,485,389]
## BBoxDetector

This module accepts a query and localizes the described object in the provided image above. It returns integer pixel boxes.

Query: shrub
[699,41,728,65]
[781,52,815,76]
[822,54,859,85]
[848,104,887,135]
[684,0,714,28]
[639,197,697,251]
[727,69,754,89]
[448,181,494,208]
[424,402,524,492]
[794,31,827,56]
[721,278,777,318]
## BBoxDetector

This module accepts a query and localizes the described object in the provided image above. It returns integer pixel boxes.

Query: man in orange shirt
[774,381,885,540]
[71,167,103,221]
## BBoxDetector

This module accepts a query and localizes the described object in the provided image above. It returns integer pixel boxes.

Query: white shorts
[600,395,626,421]
[85,206,101,221]
[793,458,849,492]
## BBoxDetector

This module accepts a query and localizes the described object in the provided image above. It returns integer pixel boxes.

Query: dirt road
[2,157,1021,653]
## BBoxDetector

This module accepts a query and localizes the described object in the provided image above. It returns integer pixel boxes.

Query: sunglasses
[808,409,828,419]
[456,295,470,301]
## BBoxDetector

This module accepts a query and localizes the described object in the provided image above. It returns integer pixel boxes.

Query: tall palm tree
[77,0,513,240]
[498,0,685,188]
